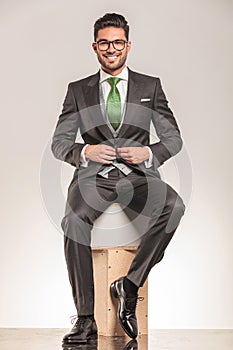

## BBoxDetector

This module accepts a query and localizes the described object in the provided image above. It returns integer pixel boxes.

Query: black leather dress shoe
[62,316,98,344]
[123,339,138,350]
[110,277,138,339]
[62,344,97,350]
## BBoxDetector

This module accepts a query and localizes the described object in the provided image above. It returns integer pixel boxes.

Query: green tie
[107,77,122,130]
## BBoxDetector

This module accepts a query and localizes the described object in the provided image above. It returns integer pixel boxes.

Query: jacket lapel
[118,69,145,138]
[82,72,113,140]
[83,72,100,106]
[127,69,144,104]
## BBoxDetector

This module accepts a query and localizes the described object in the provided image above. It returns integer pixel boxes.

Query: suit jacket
[51,68,183,180]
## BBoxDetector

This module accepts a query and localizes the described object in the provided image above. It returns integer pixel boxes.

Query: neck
[101,64,126,76]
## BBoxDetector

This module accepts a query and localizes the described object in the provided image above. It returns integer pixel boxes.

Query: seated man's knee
[61,209,93,246]
[63,203,95,226]
[165,195,185,233]
[166,191,185,214]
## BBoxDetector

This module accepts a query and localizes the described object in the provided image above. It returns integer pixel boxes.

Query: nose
[107,42,116,53]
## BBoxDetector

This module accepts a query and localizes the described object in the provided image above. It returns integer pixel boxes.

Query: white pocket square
[141,98,151,102]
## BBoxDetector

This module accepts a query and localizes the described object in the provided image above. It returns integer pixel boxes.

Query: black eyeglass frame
[95,40,128,51]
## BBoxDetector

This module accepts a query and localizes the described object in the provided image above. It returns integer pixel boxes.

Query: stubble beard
[97,53,127,73]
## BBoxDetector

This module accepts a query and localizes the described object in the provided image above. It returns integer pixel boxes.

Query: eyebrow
[96,38,126,42]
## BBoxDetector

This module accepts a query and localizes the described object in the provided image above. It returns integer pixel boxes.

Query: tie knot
[107,77,121,87]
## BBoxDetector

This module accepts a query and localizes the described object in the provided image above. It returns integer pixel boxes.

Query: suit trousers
[61,167,185,316]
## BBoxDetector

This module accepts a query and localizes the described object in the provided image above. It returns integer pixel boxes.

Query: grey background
[0,0,232,328]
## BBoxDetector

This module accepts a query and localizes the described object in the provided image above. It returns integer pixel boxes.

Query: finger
[105,151,116,157]
[102,160,113,164]
[118,150,130,156]
[120,154,132,160]
[97,155,113,164]
[104,151,116,157]
[126,159,137,164]
[104,155,116,160]
[100,153,115,161]
[104,145,116,152]
[117,147,130,153]
[100,152,116,159]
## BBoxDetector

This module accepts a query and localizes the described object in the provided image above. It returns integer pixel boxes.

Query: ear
[127,41,132,53]
[92,42,98,53]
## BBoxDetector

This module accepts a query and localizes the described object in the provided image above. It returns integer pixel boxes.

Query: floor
[0,329,232,350]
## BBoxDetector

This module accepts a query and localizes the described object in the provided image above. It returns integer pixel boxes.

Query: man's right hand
[84,144,116,164]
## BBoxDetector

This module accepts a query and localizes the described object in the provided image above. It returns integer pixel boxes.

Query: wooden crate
[92,246,148,337]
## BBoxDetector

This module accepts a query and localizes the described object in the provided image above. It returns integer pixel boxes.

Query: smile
[104,55,120,61]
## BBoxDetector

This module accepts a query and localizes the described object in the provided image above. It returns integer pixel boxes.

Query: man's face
[92,27,131,75]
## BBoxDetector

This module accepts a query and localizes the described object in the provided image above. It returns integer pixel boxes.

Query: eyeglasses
[96,40,128,51]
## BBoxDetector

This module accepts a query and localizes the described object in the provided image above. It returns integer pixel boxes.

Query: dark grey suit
[51,68,185,315]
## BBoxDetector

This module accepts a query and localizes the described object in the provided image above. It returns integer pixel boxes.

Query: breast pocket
[140,98,153,110]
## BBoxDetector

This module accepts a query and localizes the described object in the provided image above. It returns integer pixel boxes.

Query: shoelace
[70,315,78,324]
[126,296,144,311]
[70,315,86,329]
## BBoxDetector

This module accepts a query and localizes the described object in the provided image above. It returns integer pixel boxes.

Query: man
[51,13,185,345]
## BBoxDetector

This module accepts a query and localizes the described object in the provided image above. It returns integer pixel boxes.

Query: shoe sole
[62,333,98,345]
[110,282,137,339]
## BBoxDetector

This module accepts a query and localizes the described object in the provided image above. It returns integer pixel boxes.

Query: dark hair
[94,13,129,41]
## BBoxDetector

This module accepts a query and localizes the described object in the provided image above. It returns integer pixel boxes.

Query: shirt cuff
[80,144,89,167]
[144,146,153,168]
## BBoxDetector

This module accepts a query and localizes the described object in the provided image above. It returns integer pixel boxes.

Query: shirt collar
[99,66,128,83]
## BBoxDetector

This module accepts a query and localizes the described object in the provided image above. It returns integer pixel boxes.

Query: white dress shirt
[80,66,153,169]
[100,66,128,119]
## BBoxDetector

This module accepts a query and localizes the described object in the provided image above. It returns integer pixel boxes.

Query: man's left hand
[117,147,150,164]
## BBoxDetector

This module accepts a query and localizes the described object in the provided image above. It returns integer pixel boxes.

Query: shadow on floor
[62,335,148,349]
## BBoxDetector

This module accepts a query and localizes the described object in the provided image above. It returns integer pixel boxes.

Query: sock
[79,314,95,321]
[123,277,139,296]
